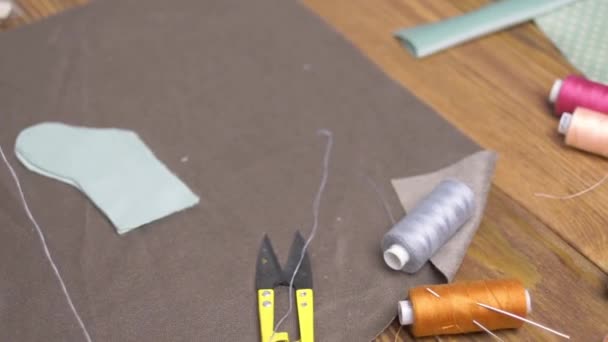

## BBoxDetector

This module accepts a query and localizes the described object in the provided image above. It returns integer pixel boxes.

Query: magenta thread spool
[549,75,608,117]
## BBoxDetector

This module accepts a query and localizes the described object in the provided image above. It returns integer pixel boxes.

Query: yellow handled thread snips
[255,231,314,342]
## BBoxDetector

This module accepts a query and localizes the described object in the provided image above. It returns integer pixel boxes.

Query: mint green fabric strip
[395,0,575,58]
[536,0,608,83]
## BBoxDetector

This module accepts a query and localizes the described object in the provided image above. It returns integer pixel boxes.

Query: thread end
[558,113,573,135]
[525,289,532,314]
[398,300,414,325]
[549,79,563,104]
[384,244,409,270]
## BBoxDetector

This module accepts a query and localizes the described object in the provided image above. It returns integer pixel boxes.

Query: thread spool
[398,279,532,337]
[0,1,12,19]
[549,75,608,116]
[558,107,608,157]
[382,179,475,273]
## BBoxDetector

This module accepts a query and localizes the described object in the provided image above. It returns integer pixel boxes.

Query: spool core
[549,79,563,104]
[383,244,410,270]
[558,113,573,135]
[0,1,11,19]
[398,289,532,325]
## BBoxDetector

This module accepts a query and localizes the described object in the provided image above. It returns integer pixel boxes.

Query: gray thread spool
[382,179,475,273]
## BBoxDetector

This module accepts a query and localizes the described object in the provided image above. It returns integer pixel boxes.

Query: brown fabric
[0,0,483,340]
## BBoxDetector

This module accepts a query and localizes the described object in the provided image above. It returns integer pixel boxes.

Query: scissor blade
[283,231,313,289]
[255,235,283,290]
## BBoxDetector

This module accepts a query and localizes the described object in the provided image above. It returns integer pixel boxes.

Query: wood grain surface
[3,1,608,341]
[302,0,608,274]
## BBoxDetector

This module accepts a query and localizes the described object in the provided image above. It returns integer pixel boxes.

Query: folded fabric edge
[390,150,497,281]
[431,151,497,281]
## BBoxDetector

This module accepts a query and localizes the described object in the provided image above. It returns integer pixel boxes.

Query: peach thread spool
[558,107,608,157]
[398,279,531,338]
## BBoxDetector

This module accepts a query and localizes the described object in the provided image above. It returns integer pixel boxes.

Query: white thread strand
[272,129,333,338]
[393,324,403,342]
[425,290,499,341]
[0,145,92,342]
[365,175,396,225]
[476,302,570,339]
[425,288,441,298]
[473,320,505,342]
[535,174,608,200]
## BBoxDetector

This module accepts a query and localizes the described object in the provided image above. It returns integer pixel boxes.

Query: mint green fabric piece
[15,122,199,234]
[536,0,608,83]
[395,0,575,58]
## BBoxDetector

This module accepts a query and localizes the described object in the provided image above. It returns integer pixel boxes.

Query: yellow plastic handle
[258,289,290,342]
[296,289,314,342]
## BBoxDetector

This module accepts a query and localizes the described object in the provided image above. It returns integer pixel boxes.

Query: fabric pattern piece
[392,151,497,281]
[15,122,200,234]
[536,0,608,83]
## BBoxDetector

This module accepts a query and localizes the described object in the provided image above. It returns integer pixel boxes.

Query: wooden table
[4,1,608,341]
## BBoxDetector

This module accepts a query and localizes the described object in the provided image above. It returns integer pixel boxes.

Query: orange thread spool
[559,107,608,157]
[398,279,530,337]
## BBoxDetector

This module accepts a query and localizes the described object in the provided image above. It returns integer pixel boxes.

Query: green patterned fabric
[536,0,608,83]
